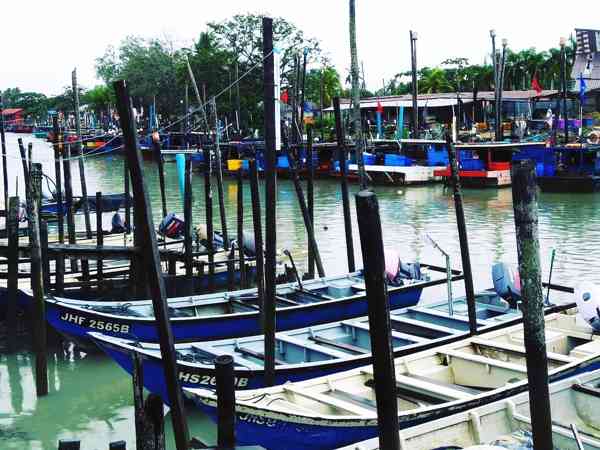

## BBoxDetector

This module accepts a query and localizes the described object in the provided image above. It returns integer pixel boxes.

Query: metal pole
[355,190,400,450]
[262,16,277,387]
[446,135,477,334]
[113,80,189,450]
[333,97,356,273]
[511,159,554,450]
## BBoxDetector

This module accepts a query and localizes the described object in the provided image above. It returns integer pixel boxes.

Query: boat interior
[139,291,534,369]
[234,312,600,419]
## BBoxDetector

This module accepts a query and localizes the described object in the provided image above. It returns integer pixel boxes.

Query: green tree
[303,66,342,108]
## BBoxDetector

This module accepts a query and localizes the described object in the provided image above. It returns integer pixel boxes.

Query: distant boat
[46,266,440,347]
[90,287,572,398]
[185,308,600,450]
[335,367,600,450]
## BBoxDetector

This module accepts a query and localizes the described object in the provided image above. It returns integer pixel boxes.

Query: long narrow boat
[185,309,600,450]
[90,287,573,396]
[336,368,600,450]
[46,266,444,346]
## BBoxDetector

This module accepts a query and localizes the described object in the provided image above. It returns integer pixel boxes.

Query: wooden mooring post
[355,190,400,450]
[236,170,247,289]
[284,136,325,278]
[0,95,8,209]
[114,79,189,450]
[203,146,215,292]
[62,142,79,272]
[29,163,48,396]
[333,97,355,273]
[133,352,165,450]
[6,196,19,351]
[306,127,315,279]
[151,134,168,219]
[511,159,553,450]
[184,155,194,294]
[446,135,477,334]
[52,116,65,294]
[58,440,80,450]
[262,16,277,387]
[215,354,236,448]
[249,160,265,320]
[96,192,104,288]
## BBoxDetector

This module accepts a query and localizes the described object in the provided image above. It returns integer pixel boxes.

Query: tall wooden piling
[236,170,247,288]
[284,134,325,278]
[72,68,92,239]
[0,96,8,209]
[114,79,189,450]
[96,192,104,287]
[52,117,65,294]
[62,143,78,272]
[348,0,366,188]
[29,163,48,396]
[262,16,277,387]
[215,354,236,448]
[446,136,477,334]
[511,160,553,450]
[133,352,165,450]
[151,134,168,218]
[212,99,230,255]
[203,147,215,292]
[355,190,400,450]
[6,196,19,351]
[124,159,131,232]
[40,221,50,291]
[184,156,193,294]
[333,97,356,273]
[410,31,419,138]
[306,127,315,278]
[249,159,265,319]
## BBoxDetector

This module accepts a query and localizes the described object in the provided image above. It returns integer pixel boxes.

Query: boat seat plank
[276,334,351,359]
[308,335,369,355]
[283,385,374,416]
[394,374,476,401]
[402,372,486,395]
[343,319,429,343]
[229,298,260,310]
[442,349,528,373]
[469,338,575,364]
[234,346,286,365]
[389,315,461,335]
[275,295,301,306]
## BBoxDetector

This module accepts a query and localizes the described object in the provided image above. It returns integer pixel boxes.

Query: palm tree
[418,68,451,93]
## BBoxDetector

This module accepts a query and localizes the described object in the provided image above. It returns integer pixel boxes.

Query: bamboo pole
[52,117,65,294]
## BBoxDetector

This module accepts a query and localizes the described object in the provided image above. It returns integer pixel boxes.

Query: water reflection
[2,132,600,447]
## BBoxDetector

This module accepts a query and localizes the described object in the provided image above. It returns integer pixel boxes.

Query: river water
[1,133,599,449]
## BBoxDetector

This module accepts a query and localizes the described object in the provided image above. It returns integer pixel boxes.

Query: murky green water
[2,133,599,448]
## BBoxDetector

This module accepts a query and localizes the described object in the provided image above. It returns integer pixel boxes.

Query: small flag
[531,73,543,95]
[579,73,587,103]
[280,89,289,104]
[376,101,384,114]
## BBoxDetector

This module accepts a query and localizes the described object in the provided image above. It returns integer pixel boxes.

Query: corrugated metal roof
[1,108,23,115]
[325,90,558,111]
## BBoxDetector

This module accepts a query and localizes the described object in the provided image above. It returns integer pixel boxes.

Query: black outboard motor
[111,212,126,233]
[158,213,184,239]
[384,250,422,286]
[492,262,522,309]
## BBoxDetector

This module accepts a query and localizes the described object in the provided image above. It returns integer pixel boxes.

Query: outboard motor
[492,262,521,308]
[111,212,127,233]
[575,282,600,331]
[158,213,184,239]
[384,250,422,286]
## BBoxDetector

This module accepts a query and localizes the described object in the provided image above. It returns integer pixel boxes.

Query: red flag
[531,74,543,95]
[280,89,289,104]
[376,100,383,114]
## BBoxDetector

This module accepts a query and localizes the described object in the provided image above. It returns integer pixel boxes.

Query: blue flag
[579,72,587,103]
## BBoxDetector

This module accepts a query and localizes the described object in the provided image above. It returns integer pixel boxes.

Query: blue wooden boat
[46,266,442,347]
[185,308,600,450]
[90,287,573,400]
[40,193,132,217]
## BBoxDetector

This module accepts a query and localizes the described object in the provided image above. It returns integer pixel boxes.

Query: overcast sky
[2,1,598,96]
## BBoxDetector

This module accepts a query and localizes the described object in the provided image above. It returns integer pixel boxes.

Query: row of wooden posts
[2,17,553,450]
